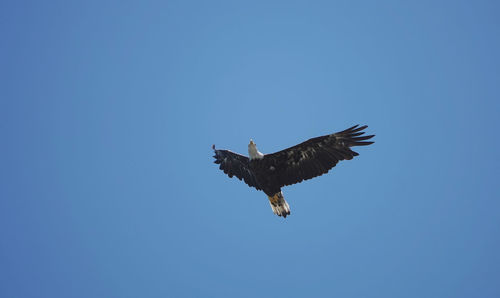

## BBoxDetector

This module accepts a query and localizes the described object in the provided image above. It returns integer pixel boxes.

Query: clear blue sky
[1,1,500,297]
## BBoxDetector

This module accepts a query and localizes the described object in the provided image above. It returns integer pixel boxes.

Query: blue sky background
[1,1,500,297]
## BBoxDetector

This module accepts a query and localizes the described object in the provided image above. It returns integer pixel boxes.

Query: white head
[248,139,264,160]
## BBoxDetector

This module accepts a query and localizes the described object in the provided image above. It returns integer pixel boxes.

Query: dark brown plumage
[213,125,374,218]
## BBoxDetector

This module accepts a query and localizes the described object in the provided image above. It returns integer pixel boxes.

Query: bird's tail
[268,191,291,218]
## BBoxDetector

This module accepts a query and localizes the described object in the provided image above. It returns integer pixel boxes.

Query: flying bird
[212,125,374,218]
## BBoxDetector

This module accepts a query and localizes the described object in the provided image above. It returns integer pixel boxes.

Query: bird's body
[212,125,374,218]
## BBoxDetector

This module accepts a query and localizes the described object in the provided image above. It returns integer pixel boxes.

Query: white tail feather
[268,191,291,218]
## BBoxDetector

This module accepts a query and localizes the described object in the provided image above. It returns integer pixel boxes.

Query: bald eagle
[212,125,374,218]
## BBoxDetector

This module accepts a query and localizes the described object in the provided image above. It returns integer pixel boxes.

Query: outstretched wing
[263,125,374,187]
[212,146,261,190]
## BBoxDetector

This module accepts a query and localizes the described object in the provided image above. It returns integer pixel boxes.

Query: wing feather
[262,125,374,187]
[212,148,261,190]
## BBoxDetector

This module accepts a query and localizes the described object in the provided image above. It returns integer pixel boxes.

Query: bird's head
[248,139,263,160]
[248,139,256,152]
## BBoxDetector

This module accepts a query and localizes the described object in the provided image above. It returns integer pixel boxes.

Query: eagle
[212,125,374,218]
